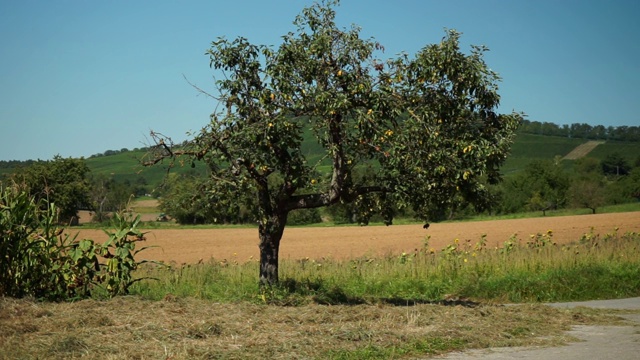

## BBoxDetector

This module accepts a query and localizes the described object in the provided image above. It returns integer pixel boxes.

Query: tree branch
[287,185,387,211]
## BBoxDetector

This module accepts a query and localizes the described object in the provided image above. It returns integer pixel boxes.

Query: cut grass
[0,297,629,360]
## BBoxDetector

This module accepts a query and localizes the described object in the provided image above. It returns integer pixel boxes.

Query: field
[71,211,640,265]
[5,212,640,359]
[4,211,640,359]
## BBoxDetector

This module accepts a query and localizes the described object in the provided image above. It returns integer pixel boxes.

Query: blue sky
[1,0,639,161]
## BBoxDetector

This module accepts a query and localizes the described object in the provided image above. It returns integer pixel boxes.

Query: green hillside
[88,133,640,186]
[85,150,208,189]
[2,132,639,192]
[586,141,640,164]
[504,134,640,175]
[500,133,585,174]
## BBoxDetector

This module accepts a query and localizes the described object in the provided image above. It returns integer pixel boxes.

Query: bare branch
[182,74,221,101]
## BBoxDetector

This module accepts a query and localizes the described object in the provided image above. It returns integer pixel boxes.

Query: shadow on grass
[379,296,480,308]
[275,278,480,307]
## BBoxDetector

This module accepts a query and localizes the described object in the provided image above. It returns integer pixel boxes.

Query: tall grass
[131,229,640,304]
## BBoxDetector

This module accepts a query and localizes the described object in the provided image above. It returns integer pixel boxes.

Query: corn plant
[1,183,157,300]
[98,212,157,297]
[0,184,68,299]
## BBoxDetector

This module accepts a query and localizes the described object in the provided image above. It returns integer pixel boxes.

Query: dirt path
[70,211,640,264]
[562,140,605,160]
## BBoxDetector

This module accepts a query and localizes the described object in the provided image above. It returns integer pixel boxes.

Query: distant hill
[2,132,639,191]
[82,149,210,195]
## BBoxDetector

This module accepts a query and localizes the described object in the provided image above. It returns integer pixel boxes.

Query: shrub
[287,208,323,225]
[0,183,154,300]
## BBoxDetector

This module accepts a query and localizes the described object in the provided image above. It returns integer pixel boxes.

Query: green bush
[0,183,154,300]
[287,208,323,225]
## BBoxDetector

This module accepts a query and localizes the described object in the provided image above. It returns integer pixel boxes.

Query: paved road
[437,297,640,360]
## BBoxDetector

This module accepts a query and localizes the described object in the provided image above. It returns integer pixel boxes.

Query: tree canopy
[10,156,92,224]
[145,0,521,285]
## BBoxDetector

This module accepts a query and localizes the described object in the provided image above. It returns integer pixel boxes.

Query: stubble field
[72,211,640,264]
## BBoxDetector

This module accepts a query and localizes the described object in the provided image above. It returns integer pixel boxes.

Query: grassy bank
[131,228,640,304]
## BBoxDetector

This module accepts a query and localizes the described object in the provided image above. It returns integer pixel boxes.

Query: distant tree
[606,167,640,204]
[541,121,562,137]
[519,160,570,216]
[601,152,630,177]
[570,123,592,139]
[11,156,92,224]
[572,157,602,177]
[568,178,606,214]
[526,191,550,216]
[158,174,214,224]
[133,176,149,197]
[89,175,111,222]
[89,175,137,222]
[159,173,256,224]
[629,168,640,200]
[145,1,521,285]
[490,179,528,214]
[589,125,606,140]
[287,207,323,225]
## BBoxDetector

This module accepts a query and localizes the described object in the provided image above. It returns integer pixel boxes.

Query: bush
[287,208,323,225]
[0,183,155,300]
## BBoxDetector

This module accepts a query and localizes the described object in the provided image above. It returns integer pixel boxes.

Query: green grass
[587,140,640,164]
[501,133,585,174]
[324,337,468,359]
[85,149,208,188]
[130,229,640,304]
[460,202,640,222]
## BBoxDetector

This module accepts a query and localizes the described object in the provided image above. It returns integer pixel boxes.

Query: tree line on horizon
[518,120,640,142]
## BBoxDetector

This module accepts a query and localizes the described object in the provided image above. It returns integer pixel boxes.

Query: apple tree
[145,0,521,285]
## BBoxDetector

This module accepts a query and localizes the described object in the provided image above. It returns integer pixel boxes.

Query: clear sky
[1,0,639,161]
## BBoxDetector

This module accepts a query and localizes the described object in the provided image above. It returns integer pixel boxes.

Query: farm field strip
[71,211,640,265]
[562,140,606,160]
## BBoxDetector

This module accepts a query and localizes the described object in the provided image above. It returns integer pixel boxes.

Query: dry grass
[0,296,628,359]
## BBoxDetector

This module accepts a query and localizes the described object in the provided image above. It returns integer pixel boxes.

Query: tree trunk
[258,213,287,286]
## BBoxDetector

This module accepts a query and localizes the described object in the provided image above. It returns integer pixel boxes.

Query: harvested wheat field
[70,211,640,265]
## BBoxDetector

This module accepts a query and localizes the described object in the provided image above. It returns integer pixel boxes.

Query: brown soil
[70,211,640,265]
